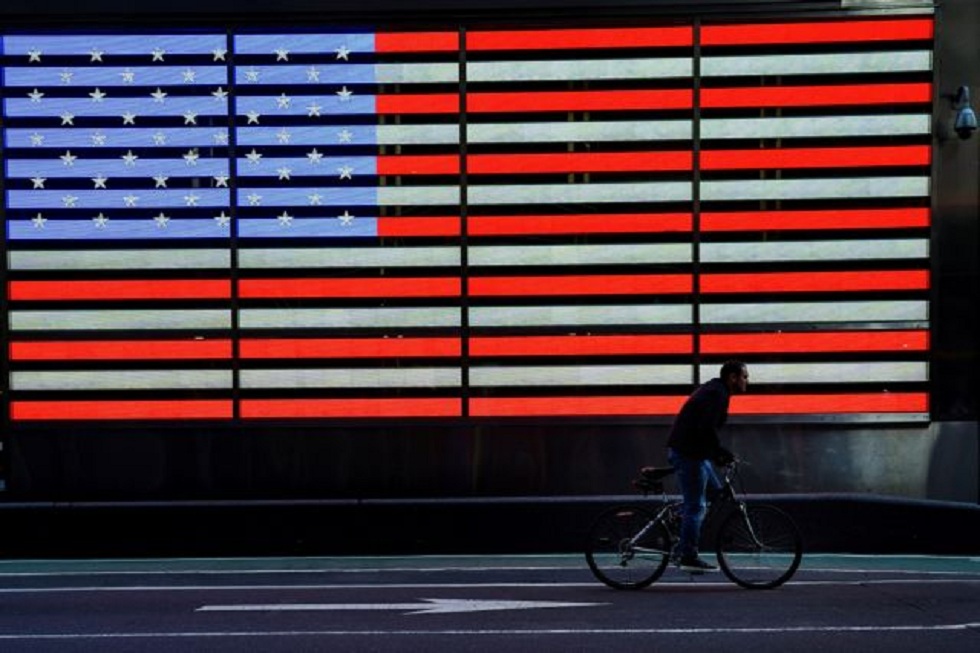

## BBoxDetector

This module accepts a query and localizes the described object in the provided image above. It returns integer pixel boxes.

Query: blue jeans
[668,448,722,559]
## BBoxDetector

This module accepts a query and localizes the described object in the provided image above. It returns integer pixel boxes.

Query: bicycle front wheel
[585,505,671,590]
[716,504,803,589]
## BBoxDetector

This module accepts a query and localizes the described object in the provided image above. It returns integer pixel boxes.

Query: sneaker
[678,556,718,574]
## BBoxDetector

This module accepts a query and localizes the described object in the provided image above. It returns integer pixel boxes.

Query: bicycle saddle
[632,466,675,493]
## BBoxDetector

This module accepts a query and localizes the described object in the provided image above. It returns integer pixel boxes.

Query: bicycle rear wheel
[716,504,803,589]
[585,505,671,590]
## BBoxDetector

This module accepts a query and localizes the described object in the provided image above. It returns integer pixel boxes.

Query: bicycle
[585,460,803,590]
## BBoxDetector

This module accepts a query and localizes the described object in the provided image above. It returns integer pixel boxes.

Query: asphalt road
[1,554,979,652]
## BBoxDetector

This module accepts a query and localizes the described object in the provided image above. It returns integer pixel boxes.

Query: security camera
[953,86,977,140]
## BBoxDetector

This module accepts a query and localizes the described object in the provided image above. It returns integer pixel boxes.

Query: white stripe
[375,124,459,145]
[469,243,691,267]
[375,62,458,84]
[8,249,230,271]
[701,51,932,77]
[239,308,461,329]
[701,177,929,201]
[467,58,692,82]
[470,364,690,387]
[11,370,232,391]
[469,182,691,205]
[701,115,931,140]
[698,362,927,384]
[240,368,460,389]
[700,300,928,324]
[9,310,231,331]
[239,247,460,269]
[701,239,928,263]
[470,304,691,327]
[468,120,691,143]
[377,186,460,205]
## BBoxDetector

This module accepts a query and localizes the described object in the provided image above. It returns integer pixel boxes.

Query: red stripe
[8,279,230,301]
[242,398,461,418]
[10,339,232,361]
[377,217,461,237]
[469,151,692,174]
[468,89,692,113]
[239,278,461,299]
[701,208,930,232]
[469,274,692,296]
[240,337,461,359]
[701,270,929,294]
[467,26,693,50]
[468,213,692,236]
[376,93,459,114]
[731,393,928,415]
[375,31,459,52]
[470,334,693,357]
[701,83,931,109]
[701,18,933,46]
[702,146,930,170]
[701,330,929,354]
[470,396,687,417]
[377,155,459,175]
[11,400,233,421]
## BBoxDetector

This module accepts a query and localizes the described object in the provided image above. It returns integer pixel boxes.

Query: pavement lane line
[2,623,980,640]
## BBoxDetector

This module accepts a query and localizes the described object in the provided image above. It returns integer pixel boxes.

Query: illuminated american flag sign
[1,16,933,422]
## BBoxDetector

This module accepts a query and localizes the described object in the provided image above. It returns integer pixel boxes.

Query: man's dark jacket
[666,377,732,461]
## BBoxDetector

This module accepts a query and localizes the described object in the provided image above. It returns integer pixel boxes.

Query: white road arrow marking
[197,598,604,615]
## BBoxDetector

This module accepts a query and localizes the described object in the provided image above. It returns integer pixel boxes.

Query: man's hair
[719,360,746,380]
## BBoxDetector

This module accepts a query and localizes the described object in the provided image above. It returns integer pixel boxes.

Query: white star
[276,93,291,109]
[93,213,110,229]
[277,211,293,227]
[122,112,137,125]
[152,131,167,146]
[28,88,44,102]
[244,68,260,83]
[183,111,198,125]
[338,165,354,180]
[276,128,292,144]
[120,68,136,84]
[32,213,47,229]
[27,48,42,63]
[62,194,79,208]
[336,86,353,102]
[123,194,139,207]
[60,112,75,126]
[213,175,230,187]
[151,48,166,62]
[153,174,169,188]
[31,176,47,189]
[29,132,45,147]
[59,69,74,84]
[184,193,201,206]
[245,149,263,165]
[90,131,107,146]
[213,131,229,145]
[181,69,197,83]
[308,191,323,205]
[337,129,353,143]
[121,150,139,166]
[89,88,107,102]
[213,48,228,62]
[276,166,292,181]
[214,211,231,227]
[338,210,355,225]
[91,174,108,189]
[60,150,78,166]
[306,102,322,117]
[335,44,351,60]
[212,87,229,102]
[274,47,289,61]
[183,149,200,165]
[306,66,321,82]
[307,148,324,165]
[246,111,261,125]
[154,213,170,228]
[151,88,168,103]
[90,48,104,62]
[247,193,262,206]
